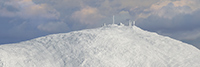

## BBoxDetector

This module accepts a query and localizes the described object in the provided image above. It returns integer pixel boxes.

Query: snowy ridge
[0,25,200,67]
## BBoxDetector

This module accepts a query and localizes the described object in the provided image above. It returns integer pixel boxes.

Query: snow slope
[0,24,200,67]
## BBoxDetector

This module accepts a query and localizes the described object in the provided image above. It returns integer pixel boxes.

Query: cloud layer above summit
[0,0,200,48]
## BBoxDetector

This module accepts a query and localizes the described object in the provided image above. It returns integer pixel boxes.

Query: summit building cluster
[104,15,136,27]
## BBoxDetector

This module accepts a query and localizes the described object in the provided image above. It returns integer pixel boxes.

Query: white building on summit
[111,15,136,27]
[133,21,136,26]
[129,20,136,27]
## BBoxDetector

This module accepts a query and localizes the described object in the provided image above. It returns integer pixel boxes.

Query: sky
[0,0,200,49]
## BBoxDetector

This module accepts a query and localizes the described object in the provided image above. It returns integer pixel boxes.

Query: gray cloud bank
[0,0,200,49]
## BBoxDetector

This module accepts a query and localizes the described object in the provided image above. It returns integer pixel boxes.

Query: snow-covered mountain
[0,24,200,67]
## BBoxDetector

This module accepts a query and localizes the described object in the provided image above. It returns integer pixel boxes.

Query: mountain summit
[0,24,200,67]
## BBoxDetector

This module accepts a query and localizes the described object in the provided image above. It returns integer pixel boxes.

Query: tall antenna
[113,15,115,24]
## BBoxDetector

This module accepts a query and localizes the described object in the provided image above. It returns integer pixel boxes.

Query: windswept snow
[0,25,200,67]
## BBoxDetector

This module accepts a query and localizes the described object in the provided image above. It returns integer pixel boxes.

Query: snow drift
[0,24,200,67]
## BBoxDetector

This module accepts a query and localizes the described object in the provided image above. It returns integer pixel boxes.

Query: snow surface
[0,24,200,67]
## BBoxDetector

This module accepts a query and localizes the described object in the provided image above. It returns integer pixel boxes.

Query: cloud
[37,22,69,33]
[0,8,16,17]
[0,0,64,44]
[0,0,62,29]
[71,6,105,24]
[1,0,60,20]
[137,9,200,40]
[137,0,196,19]
[128,0,200,43]
[18,4,59,20]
